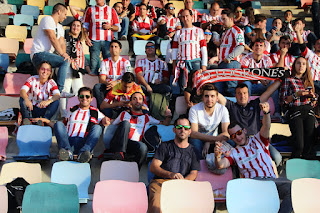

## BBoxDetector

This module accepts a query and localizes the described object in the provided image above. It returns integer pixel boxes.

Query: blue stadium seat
[43,6,53,15]
[286,159,320,181]
[7,0,24,9]
[21,5,40,19]
[13,14,34,30]
[0,53,9,74]
[193,1,205,9]
[15,53,31,68]
[197,9,209,15]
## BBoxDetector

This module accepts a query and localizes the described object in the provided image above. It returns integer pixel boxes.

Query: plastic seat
[3,73,31,95]
[133,40,149,55]
[156,125,175,142]
[23,38,34,54]
[150,0,162,8]
[15,53,32,68]
[22,182,79,213]
[226,178,280,213]
[0,15,9,29]
[43,6,54,15]
[0,127,8,161]
[301,0,312,8]
[13,14,34,30]
[48,0,65,6]
[100,160,139,182]
[0,162,42,185]
[292,178,320,213]
[61,16,75,26]
[83,74,99,89]
[160,40,170,56]
[197,9,209,15]
[175,96,188,115]
[0,185,8,213]
[161,179,214,213]
[92,180,148,213]
[37,15,49,25]
[89,0,96,6]
[0,53,9,73]
[21,5,40,19]
[193,1,204,9]
[69,0,86,10]
[7,0,24,9]
[51,161,91,203]
[14,125,52,160]
[170,1,184,16]
[0,96,20,111]
[286,159,320,181]
[31,25,39,38]
[119,40,129,55]
[66,96,98,112]
[196,160,233,202]
[5,25,27,42]
[27,0,45,10]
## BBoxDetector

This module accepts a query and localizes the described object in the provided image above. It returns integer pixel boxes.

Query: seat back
[20,5,40,19]
[0,96,20,111]
[27,0,45,10]
[226,178,280,213]
[100,160,139,182]
[175,96,188,115]
[69,0,87,10]
[0,15,9,28]
[292,178,320,213]
[22,182,79,213]
[16,125,52,157]
[43,6,54,15]
[66,96,98,111]
[119,40,129,55]
[5,25,27,42]
[83,74,99,89]
[0,38,19,55]
[48,0,65,6]
[0,162,42,185]
[31,25,39,38]
[286,159,320,181]
[193,1,204,9]
[0,127,8,160]
[93,180,148,213]
[37,15,49,25]
[0,53,9,72]
[161,179,214,213]
[13,14,34,30]
[3,73,31,95]
[15,53,32,68]
[133,40,149,55]
[0,185,8,213]
[24,38,34,54]
[160,40,170,56]
[51,161,91,203]
[170,1,184,16]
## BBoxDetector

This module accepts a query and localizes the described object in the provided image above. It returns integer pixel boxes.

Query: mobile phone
[307,86,312,91]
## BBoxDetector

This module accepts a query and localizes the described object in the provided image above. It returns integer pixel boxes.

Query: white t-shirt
[189,102,230,136]
[31,16,64,58]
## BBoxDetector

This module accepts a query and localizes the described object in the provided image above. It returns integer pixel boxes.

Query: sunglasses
[204,32,212,35]
[40,67,51,72]
[169,6,175,10]
[230,129,243,139]
[79,95,91,99]
[235,10,242,13]
[146,45,155,49]
[175,125,191,130]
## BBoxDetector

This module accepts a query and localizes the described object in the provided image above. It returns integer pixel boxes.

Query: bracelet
[263,111,271,115]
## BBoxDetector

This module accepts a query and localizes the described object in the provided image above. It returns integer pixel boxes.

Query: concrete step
[259,0,296,6]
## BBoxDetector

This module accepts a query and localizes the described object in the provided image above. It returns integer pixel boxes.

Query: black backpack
[142,125,161,153]
[6,177,30,213]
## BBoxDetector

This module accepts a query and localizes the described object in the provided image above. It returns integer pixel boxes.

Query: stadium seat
[196,160,233,202]
[69,0,86,10]
[156,124,175,141]
[300,0,312,8]
[150,0,162,8]
[92,180,148,213]
[27,0,45,10]
[22,182,79,213]
[0,185,8,213]
[15,53,31,68]
[100,160,139,182]
[175,96,188,116]
[133,40,149,55]
[226,179,280,213]
[83,74,99,89]
[171,1,184,16]
[24,38,34,54]
[292,178,320,213]
[3,73,31,95]
[14,125,52,161]
[82,42,90,55]
[119,40,129,55]
[193,1,204,9]
[160,40,170,56]
[7,0,24,9]
[66,96,98,111]
[0,53,9,73]
[48,0,65,6]
[0,127,8,161]
[266,18,273,32]
[197,9,209,15]
[61,16,75,26]
[5,25,27,42]
[13,14,34,30]
[0,162,42,185]
[31,25,39,38]
[51,161,91,203]
[0,15,9,30]
[161,180,215,213]
[131,0,142,5]
[0,96,20,111]
[286,159,320,181]
[21,5,40,19]
[37,15,49,25]
[89,0,96,6]
[251,1,262,9]
[43,6,53,15]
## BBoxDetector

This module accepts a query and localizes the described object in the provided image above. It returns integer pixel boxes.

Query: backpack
[149,93,169,121]
[142,125,161,152]
[16,61,36,75]
[0,108,19,121]
[6,177,30,213]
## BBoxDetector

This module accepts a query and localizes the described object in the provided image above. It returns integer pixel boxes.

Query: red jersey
[132,16,156,34]
[301,47,320,81]
[100,56,131,82]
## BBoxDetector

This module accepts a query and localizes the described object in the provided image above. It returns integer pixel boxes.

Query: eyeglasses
[40,67,51,72]
[230,129,243,139]
[79,95,91,99]
[175,125,191,130]
[146,45,155,49]
[204,32,212,35]
[235,10,242,13]
[169,6,175,10]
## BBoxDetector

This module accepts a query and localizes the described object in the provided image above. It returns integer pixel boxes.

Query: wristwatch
[110,26,113,30]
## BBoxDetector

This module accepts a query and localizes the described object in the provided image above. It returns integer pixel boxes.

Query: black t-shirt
[154,140,200,178]
[226,98,261,135]
[155,7,165,18]
[123,3,135,17]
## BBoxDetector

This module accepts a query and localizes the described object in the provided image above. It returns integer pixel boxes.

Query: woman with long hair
[280,56,317,158]
[20,61,60,125]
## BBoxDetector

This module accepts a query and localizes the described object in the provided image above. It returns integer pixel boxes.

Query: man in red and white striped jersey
[135,0,156,19]
[200,2,223,33]
[83,0,121,75]
[135,41,171,95]
[178,0,202,27]
[107,92,172,167]
[215,9,245,97]
[157,2,181,39]
[270,35,295,71]
[214,102,293,213]
[93,40,132,109]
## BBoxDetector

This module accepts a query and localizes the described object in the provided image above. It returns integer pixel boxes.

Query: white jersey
[241,52,273,68]
[201,14,222,24]
[270,50,295,71]
[100,56,131,82]
[158,15,181,32]
[134,58,168,83]
[301,47,320,81]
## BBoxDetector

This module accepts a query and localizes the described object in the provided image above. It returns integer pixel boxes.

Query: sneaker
[36,119,43,126]
[23,118,32,125]
[60,91,75,98]
[59,148,73,161]
[113,152,125,160]
[120,35,127,40]
[164,35,170,40]
[78,151,92,163]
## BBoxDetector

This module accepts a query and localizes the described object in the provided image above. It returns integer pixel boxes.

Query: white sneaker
[60,92,75,98]
[121,35,127,40]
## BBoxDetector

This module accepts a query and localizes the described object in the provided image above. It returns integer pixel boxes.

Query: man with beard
[148,114,200,213]
[107,92,172,167]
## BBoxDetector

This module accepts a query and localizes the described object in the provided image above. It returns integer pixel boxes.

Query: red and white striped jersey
[301,47,320,81]
[201,14,222,24]
[100,56,131,82]
[241,52,273,68]
[83,4,120,41]
[135,58,169,83]
[172,26,208,64]
[158,15,181,32]
[132,16,156,34]
[65,107,104,138]
[219,25,245,63]
[270,50,295,71]
[178,9,201,23]
[291,30,311,42]
[21,75,60,107]
[113,111,160,141]
[226,133,276,179]
[135,4,156,19]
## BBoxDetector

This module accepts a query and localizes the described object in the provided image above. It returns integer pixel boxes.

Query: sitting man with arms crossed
[148,114,200,213]
[214,102,292,213]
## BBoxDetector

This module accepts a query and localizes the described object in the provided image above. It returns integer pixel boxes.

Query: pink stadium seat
[92,180,148,213]
[150,0,162,8]
[100,160,139,182]
[82,74,99,90]
[3,73,31,95]
[0,127,8,161]
[196,160,233,202]
[0,185,8,213]
[23,38,33,54]
[66,96,97,112]
[175,96,188,116]
[249,96,275,116]
[300,0,312,8]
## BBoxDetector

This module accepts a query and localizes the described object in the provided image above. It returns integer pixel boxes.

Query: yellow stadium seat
[69,0,86,10]
[27,0,45,10]
[5,25,27,42]
[38,15,49,25]
[171,1,185,16]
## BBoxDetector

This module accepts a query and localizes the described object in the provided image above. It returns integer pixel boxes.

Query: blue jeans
[114,17,129,39]
[178,59,201,91]
[93,83,108,110]
[189,138,203,160]
[32,52,70,92]
[19,97,59,120]
[89,40,110,75]
[269,144,282,167]
[141,84,172,96]
[54,121,102,154]
[215,60,241,96]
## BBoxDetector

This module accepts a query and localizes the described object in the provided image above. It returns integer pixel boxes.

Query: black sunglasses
[79,95,91,99]
[175,125,191,130]
[230,129,243,139]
